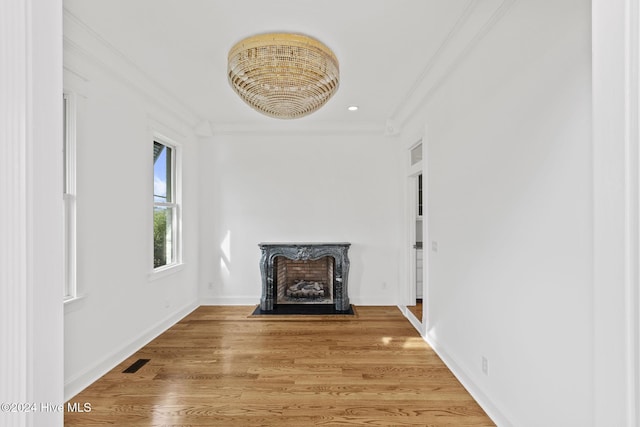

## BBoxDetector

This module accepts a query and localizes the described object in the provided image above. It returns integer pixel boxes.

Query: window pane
[154,206,174,268]
[63,95,68,194]
[418,174,423,216]
[153,139,179,271]
[63,93,77,298]
[64,196,75,298]
[153,142,172,202]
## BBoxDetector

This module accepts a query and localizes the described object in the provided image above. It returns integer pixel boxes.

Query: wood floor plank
[65,306,494,426]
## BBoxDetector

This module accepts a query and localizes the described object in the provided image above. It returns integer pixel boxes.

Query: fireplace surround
[258,242,351,312]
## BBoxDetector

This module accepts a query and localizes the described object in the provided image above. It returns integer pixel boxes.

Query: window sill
[149,262,185,282]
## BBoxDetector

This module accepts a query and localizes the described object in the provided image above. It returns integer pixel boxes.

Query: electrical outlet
[482,356,489,375]
[208,282,214,290]
[431,241,438,252]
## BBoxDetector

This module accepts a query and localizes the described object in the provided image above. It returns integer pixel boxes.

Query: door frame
[404,133,428,334]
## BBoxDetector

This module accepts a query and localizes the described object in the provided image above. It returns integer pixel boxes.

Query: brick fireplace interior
[275,256,334,305]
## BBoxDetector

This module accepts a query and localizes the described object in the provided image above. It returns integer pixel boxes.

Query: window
[418,173,423,217]
[153,139,181,270]
[63,92,77,300]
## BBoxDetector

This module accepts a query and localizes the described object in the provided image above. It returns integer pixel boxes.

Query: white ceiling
[63,0,510,134]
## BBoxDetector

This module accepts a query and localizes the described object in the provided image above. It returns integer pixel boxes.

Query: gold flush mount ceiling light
[227,32,339,119]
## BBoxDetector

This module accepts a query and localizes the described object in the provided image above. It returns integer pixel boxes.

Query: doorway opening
[408,173,423,322]
[413,173,423,321]
[406,140,424,326]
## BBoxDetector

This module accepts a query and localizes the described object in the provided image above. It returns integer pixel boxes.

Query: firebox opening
[275,256,334,305]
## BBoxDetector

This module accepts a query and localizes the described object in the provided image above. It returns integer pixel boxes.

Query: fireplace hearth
[258,242,351,313]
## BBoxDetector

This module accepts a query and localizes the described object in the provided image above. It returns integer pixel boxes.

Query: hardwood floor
[407,299,423,322]
[65,306,494,426]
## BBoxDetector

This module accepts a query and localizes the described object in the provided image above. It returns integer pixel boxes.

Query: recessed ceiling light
[347,105,359,111]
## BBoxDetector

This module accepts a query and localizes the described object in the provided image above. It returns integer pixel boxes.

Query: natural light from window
[153,140,179,270]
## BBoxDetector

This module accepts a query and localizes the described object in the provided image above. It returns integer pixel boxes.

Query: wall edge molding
[1,2,30,425]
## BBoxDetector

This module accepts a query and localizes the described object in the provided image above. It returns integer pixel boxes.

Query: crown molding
[194,120,214,137]
[386,0,479,122]
[384,119,402,137]
[208,120,386,136]
[386,0,516,134]
[62,3,516,140]
[63,8,386,138]
[63,8,202,130]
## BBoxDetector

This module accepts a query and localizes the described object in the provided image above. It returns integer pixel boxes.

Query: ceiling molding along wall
[384,118,401,137]
[63,64,90,83]
[63,8,202,130]
[386,0,516,135]
[194,120,214,138]
[386,0,479,122]
[64,7,385,138]
[210,121,385,136]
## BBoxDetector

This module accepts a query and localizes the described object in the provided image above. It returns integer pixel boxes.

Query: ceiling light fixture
[227,32,340,119]
[347,105,359,111]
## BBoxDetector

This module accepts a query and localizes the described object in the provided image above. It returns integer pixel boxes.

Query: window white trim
[149,262,186,282]
[408,138,423,176]
[150,132,183,279]
[63,91,78,302]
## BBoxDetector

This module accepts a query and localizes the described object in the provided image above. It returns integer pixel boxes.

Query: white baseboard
[350,296,398,306]
[199,296,398,307]
[421,331,513,427]
[64,300,199,401]
[397,305,424,334]
[199,296,259,306]
[397,306,512,426]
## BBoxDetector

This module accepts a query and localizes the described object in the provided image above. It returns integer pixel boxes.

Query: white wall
[63,46,200,399]
[403,0,593,425]
[199,132,403,306]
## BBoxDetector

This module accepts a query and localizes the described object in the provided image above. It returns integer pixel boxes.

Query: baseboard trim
[200,297,399,306]
[349,297,398,306]
[398,305,424,335]
[63,300,199,401]
[199,296,258,306]
[199,297,396,306]
[398,306,512,426]
[421,331,514,427]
